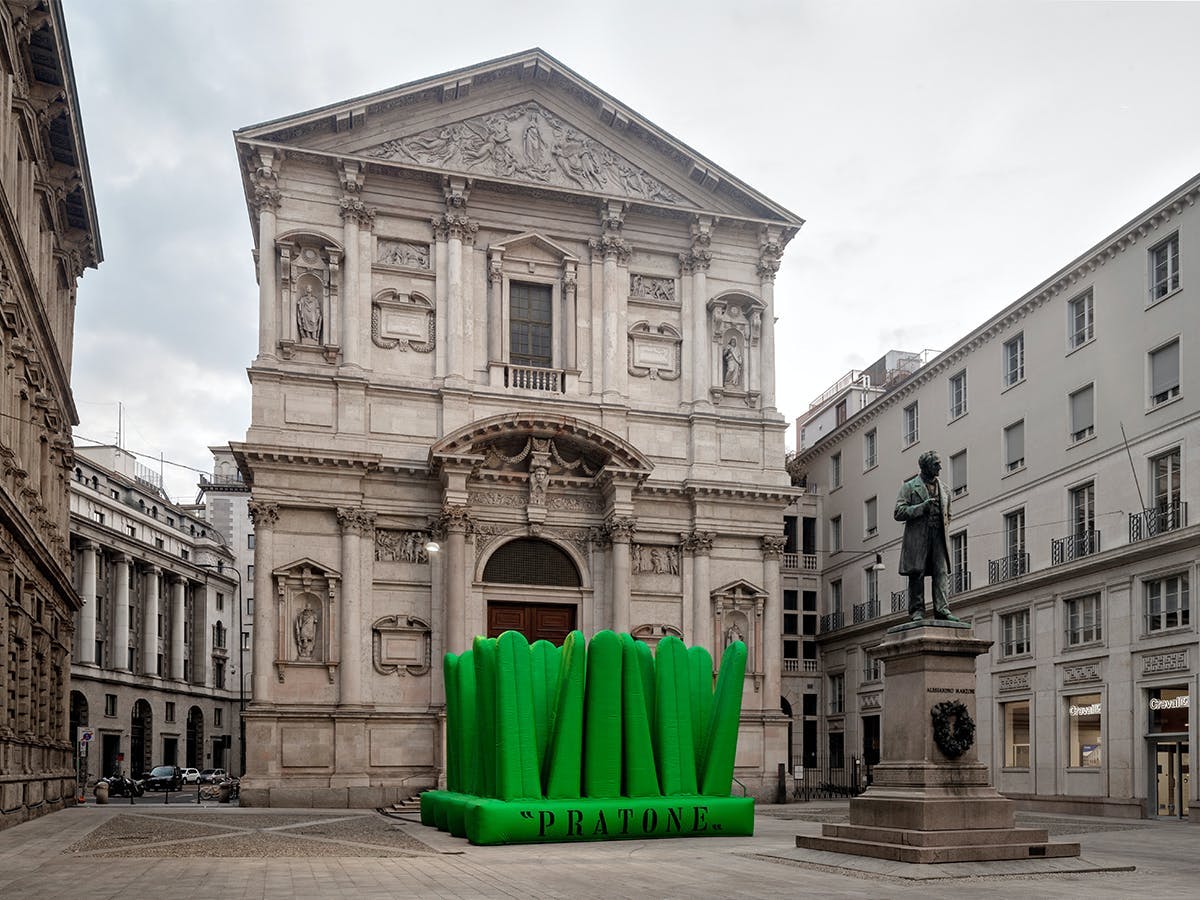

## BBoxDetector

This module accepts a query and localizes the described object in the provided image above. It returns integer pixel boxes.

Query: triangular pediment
[490,231,577,264]
[361,101,685,206]
[236,49,803,227]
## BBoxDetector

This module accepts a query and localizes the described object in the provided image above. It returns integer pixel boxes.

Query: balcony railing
[891,590,908,614]
[852,599,881,623]
[781,552,819,572]
[1129,501,1188,543]
[950,569,971,595]
[505,364,566,393]
[1051,530,1101,565]
[989,552,1030,585]
[820,611,844,633]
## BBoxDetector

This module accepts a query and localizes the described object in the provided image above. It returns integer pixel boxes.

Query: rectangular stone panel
[370,724,435,767]
[719,431,759,463]
[369,401,438,436]
[284,392,334,426]
[281,724,334,767]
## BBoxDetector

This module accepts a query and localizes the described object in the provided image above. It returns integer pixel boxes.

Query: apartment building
[789,171,1198,818]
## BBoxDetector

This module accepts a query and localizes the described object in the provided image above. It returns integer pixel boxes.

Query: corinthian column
[251,153,281,361]
[169,574,185,681]
[113,553,130,671]
[142,565,160,675]
[248,500,279,705]
[339,161,372,371]
[435,183,478,385]
[687,217,714,405]
[78,540,98,665]
[337,506,375,706]
[590,202,630,401]
[440,504,472,655]
[606,516,637,634]
[761,535,786,703]
[688,532,714,653]
[758,228,784,411]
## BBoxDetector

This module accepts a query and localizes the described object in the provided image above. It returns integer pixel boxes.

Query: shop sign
[1069,702,1101,717]
[1149,695,1189,710]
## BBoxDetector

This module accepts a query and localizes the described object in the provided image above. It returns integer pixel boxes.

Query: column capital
[337,506,377,536]
[340,197,376,228]
[433,212,478,242]
[247,500,280,530]
[80,539,99,553]
[251,184,281,214]
[760,534,786,559]
[438,503,473,534]
[113,551,131,565]
[604,515,638,543]
[169,572,186,586]
[682,530,716,555]
[589,235,631,264]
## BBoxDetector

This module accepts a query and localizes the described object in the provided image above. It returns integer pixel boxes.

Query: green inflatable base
[421,790,754,845]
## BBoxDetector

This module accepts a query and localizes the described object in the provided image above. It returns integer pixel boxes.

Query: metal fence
[791,753,867,801]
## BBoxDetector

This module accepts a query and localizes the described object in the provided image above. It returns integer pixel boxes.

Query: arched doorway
[186,706,204,769]
[130,699,153,777]
[483,537,581,645]
[781,696,794,772]
[70,691,89,784]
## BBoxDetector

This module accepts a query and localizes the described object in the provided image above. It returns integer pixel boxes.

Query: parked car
[198,768,227,784]
[181,768,201,785]
[145,765,183,791]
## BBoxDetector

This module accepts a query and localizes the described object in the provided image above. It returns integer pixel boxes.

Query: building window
[1003,700,1030,768]
[863,654,881,683]
[214,707,223,728]
[1065,593,1102,646]
[1000,609,1030,657]
[1067,693,1102,767]
[830,580,843,619]
[903,401,919,447]
[247,534,255,550]
[1149,339,1180,406]
[104,694,117,717]
[1151,447,1182,522]
[1149,232,1180,302]
[156,653,163,676]
[1003,333,1025,386]
[830,516,842,553]
[1070,482,1095,538]
[155,537,164,549]
[831,452,842,489]
[165,701,176,723]
[949,450,967,497]
[829,673,845,715]
[783,590,799,661]
[1005,508,1026,560]
[157,614,163,637]
[835,398,847,426]
[242,631,251,651]
[247,564,254,582]
[92,510,105,525]
[950,530,968,593]
[1004,420,1025,472]
[1145,574,1189,633]
[214,622,227,650]
[949,369,967,419]
[1068,289,1094,349]
[246,597,254,616]
[214,659,226,690]
[863,496,877,537]
[1069,384,1095,442]
[180,548,189,561]
[126,524,136,538]
[863,429,877,470]
[509,281,553,367]
[216,593,224,612]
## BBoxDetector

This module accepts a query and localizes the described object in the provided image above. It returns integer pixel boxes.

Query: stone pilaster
[142,565,160,676]
[439,503,472,655]
[606,515,637,634]
[686,531,715,654]
[113,553,130,671]
[589,201,631,401]
[758,227,783,411]
[336,506,375,706]
[248,500,279,705]
[77,540,97,666]
[760,535,786,703]
[251,150,281,361]
[684,216,713,405]
[339,159,372,371]
[434,178,477,385]
[169,574,185,681]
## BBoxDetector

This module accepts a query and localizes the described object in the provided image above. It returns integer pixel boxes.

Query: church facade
[231,50,803,806]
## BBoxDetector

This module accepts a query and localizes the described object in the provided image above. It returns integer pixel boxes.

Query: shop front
[1146,686,1189,819]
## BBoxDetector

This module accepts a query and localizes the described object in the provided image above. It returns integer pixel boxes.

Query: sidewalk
[0,801,1193,899]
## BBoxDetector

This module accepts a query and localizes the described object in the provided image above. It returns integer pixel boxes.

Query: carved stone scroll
[371,290,435,352]
[627,321,682,381]
[372,615,432,676]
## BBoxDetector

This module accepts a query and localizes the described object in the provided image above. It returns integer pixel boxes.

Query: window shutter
[1006,422,1024,465]
[1071,385,1094,431]
[1151,341,1180,395]
[951,452,966,489]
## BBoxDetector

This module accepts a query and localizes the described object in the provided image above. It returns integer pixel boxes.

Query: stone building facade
[789,171,1199,817]
[69,446,239,785]
[0,0,100,830]
[231,49,804,806]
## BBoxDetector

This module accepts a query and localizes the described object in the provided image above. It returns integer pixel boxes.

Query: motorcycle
[100,772,145,797]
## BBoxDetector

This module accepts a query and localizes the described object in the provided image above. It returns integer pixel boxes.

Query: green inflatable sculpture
[422,630,753,845]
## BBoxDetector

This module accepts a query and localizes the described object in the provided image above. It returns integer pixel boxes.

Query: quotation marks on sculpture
[421,630,753,845]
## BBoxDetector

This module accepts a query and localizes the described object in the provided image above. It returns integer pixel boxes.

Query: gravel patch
[64,815,236,853]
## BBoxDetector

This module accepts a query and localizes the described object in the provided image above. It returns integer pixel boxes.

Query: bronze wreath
[930,700,975,759]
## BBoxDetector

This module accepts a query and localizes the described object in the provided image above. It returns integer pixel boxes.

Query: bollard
[94,781,109,804]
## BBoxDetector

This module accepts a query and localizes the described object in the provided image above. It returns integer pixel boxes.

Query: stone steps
[796,832,1082,864]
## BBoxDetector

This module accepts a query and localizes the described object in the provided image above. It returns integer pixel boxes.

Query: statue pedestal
[796,622,1080,864]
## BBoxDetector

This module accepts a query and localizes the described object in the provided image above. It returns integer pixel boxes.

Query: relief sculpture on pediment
[366,102,681,204]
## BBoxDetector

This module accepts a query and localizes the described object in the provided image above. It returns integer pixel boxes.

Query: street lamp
[197,561,244,777]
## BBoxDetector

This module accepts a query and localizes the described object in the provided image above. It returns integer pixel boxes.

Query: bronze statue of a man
[894,450,960,622]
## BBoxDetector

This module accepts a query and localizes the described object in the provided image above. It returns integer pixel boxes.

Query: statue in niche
[722,337,743,387]
[296,285,323,342]
[295,605,319,659]
[726,621,744,647]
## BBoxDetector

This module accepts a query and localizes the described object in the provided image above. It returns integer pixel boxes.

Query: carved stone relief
[629,274,677,304]
[365,102,681,203]
[372,615,432,676]
[377,240,430,270]
[1143,651,1188,674]
[632,543,680,576]
[375,529,431,563]
[998,670,1031,693]
[371,290,435,352]
[627,321,682,380]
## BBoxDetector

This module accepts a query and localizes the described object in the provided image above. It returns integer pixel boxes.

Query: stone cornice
[229,442,383,479]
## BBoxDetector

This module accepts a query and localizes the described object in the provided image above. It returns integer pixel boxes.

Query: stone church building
[231,49,803,806]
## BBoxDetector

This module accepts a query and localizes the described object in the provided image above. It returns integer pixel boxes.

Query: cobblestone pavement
[0,802,1196,899]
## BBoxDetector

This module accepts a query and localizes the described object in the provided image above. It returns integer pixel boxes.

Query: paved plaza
[0,801,1194,898]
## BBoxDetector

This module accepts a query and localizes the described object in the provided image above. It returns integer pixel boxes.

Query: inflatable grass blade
[583,629,623,798]
[653,635,698,795]
[495,631,541,800]
[472,636,498,799]
[619,633,660,797]
[530,640,558,774]
[444,653,461,792]
[456,649,479,797]
[699,640,748,796]
[543,630,586,798]
[635,639,656,737]
[688,645,715,775]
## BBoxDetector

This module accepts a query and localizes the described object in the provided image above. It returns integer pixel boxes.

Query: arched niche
[277,231,342,362]
[708,291,765,407]
[711,578,768,692]
[271,557,340,683]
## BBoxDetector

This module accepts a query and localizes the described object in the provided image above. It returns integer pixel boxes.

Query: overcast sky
[62,0,1200,502]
